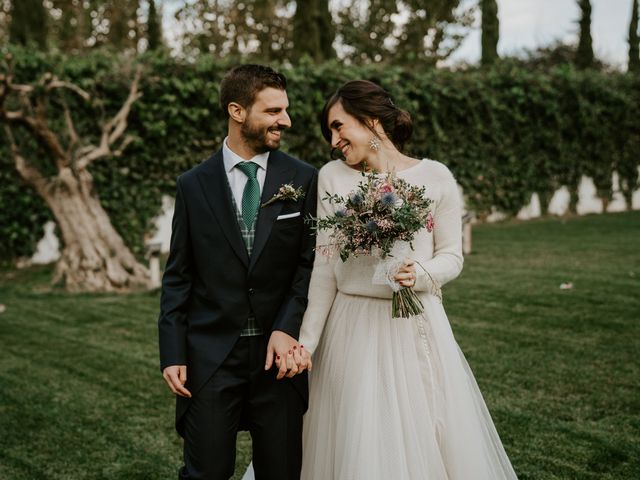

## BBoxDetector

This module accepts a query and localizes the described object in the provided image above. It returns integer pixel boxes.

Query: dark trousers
[179,336,304,480]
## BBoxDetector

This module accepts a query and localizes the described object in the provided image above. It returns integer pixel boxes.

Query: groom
[158,64,317,479]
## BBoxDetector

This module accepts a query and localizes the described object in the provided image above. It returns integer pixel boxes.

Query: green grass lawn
[1,211,638,479]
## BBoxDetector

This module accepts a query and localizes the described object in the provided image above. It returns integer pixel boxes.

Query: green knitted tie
[235,161,261,229]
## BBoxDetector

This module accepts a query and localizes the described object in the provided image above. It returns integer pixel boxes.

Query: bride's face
[326,101,374,167]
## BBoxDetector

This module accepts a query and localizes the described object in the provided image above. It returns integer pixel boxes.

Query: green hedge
[1,50,638,260]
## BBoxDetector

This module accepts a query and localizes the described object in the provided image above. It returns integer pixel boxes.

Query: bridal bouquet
[316,170,434,318]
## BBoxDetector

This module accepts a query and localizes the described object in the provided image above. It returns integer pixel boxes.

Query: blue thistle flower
[366,220,378,233]
[349,193,363,206]
[335,208,347,218]
[380,192,397,208]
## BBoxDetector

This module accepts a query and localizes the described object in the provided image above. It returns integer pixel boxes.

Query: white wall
[516,172,638,221]
[30,221,60,265]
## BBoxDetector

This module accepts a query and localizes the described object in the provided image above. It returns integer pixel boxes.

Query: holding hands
[262,260,418,382]
[162,261,416,397]
[163,331,312,398]
[265,330,312,379]
[162,259,416,398]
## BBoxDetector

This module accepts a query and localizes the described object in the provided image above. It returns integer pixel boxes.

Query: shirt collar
[223,137,270,173]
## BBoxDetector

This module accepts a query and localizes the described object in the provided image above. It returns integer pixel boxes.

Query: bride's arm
[298,168,338,355]
[414,163,464,294]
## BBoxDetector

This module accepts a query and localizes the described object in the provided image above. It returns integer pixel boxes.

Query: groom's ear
[228,102,246,123]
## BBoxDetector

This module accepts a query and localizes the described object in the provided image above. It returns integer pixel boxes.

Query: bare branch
[74,141,109,169]
[31,93,67,170]
[17,89,33,115]
[0,74,33,99]
[106,66,143,145]
[76,66,142,170]
[1,72,68,170]
[2,65,141,173]
[76,145,96,157]
[48,79,91,101]
[4,126,49,193]
[0,74,7,105]
[4,109,27,121]
[6,82,34,94]
[113,135,135,157]
[63,101,79,153]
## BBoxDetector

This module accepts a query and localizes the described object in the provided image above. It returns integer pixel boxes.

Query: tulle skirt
[299,291,518,480]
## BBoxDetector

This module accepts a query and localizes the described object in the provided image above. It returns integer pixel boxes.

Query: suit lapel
[196,150,250,268]
[249,151,294,271]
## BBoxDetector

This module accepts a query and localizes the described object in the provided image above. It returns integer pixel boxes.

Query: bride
[244,80,518,479]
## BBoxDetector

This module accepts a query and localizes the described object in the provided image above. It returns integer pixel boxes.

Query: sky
[450,0,635,68]
[162,0,636,70]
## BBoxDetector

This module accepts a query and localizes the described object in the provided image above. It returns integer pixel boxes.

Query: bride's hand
[266,330,300,380]
[275,345,312,376]
[295,345,313,374]
[394,259,417,287]
[277,345,313,377]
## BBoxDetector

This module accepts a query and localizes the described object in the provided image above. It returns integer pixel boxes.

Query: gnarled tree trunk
[1,62,149,292]
[41,169,148,291]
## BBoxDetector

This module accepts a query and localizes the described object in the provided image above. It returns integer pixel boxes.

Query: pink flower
[379,183,393,193]
[426,212,434,233]
[377,219,394,231]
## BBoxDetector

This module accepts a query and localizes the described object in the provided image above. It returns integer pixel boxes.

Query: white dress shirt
[222,137,269,209]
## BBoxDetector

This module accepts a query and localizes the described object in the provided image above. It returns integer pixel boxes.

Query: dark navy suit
[159,148,318,479]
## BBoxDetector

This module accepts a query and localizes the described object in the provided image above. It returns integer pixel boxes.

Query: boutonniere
[261,184,305,207]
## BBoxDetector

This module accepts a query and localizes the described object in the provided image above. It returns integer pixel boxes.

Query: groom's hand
[265,330,300,380]
[162,365,192,398]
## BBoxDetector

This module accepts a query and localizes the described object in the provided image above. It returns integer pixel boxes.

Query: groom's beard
[241,118,284,154]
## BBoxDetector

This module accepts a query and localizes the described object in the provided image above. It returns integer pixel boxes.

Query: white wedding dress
[243,159,518,480]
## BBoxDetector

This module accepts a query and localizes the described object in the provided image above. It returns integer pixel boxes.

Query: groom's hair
[220,64,287,117]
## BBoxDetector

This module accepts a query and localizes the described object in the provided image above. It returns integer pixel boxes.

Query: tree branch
[48,80,91,101]
[63,101,79,154]
[2,78,34,95]
[113,134,136,157]
[76,66,142,170]
[4,126,49,193]
[0,74,7,105]
[1,73,69,170]
[1,66,141,174]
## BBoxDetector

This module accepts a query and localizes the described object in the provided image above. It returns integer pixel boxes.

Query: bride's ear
[367,118,387,139]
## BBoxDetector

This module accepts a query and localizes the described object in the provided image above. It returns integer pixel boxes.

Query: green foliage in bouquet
[315,170,433,262]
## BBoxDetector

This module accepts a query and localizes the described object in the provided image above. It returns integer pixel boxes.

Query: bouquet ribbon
[372,241,411,292]
[372,241,425,318]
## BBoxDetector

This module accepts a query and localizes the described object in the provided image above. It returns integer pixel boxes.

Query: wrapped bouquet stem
[372,241,424,318]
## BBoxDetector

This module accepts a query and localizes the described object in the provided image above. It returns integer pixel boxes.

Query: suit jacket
[158,148,318,428]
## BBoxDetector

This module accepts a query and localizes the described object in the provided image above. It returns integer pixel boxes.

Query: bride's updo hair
[320,80,413,150]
